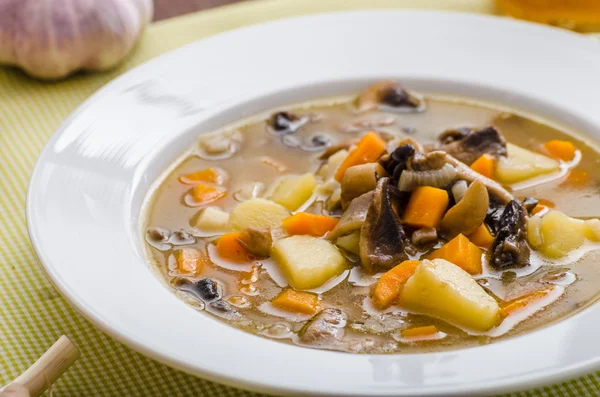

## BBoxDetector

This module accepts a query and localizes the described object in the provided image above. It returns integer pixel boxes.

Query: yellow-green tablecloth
[2,0,600,395]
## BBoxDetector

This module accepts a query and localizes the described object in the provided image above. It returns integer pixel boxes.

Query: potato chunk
[496,143,559,184]
[539,210,586,258]
[269,173,317,211]
[272,235,346,290]
[399,259,500,331]
[229,198,290,230]
[194,207,232,233]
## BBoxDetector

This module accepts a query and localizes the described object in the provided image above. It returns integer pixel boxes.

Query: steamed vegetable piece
[427,234,482,274]
[180,168,226,185]
[340,162,386,206]
[496,143,559,184]
[373,260,420,309]
[501,288,553,317]
[327,191,373,240]
[399,259,500,331]
[335,231,360,255]
[174,248,204,275]
[536,210,587,258]
[195,207,231,233]
[282,213,338,237]
[273,235,347,289]
[217,233,255,263]
[190,183,226,205]
[272,289,320,314]
[403,186,449,229]
[269,173,317,211]
[440,180,489,238]
[401,325,438,338]
[238,228,275,257]
[544,140,577,162]
[468,223,495,250]
[470,154,495,179]
[335,132,387,181]
[229,199,290,230]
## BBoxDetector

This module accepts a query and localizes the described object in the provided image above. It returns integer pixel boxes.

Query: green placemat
[2,0,600,395]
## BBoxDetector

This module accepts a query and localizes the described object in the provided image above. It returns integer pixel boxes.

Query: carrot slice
[403,186,449,229]
[401,325,438,338]
[173,248,206,275]
[468,223,494,250]
[217,232,255,263]
[272,289,319,315]
[544,140,577,162]
[282,213,339,237]
[427,234,482,274]
[334,131,387,181]
[501,289,552,317]
[373,260,420,309]
[470,154,495,179]
[190,183,226,204]
[180,168,225,185]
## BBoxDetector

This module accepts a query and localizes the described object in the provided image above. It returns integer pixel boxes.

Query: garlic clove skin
[0,0,153,80]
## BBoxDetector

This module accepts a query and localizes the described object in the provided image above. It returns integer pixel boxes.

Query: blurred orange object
[497,0,600,31]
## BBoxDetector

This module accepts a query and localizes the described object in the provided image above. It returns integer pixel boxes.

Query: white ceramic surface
[27,11,600,397]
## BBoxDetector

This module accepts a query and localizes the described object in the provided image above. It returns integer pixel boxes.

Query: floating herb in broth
[143,81,600,354]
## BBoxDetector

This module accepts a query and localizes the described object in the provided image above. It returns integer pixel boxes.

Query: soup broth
[143,82,600,353]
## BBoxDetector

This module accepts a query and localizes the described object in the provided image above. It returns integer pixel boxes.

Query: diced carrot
[427,234,482,274]
[272,289,320,315]
[173,248,206,275]
[531,198,555,215]
[401,325,438,338]
[562,169,589,187]
[373,260,420,309]
[501,288,552,317]
[544,140,577,162]
[403,186,449,229]
[217,232,255,263]
[334,131,387,181]
[260,156,287,172]
[468,223,494,250]
[282,213,339,237]
[470,154,495,179]
[180,168,225,185]
[190,183,226,204]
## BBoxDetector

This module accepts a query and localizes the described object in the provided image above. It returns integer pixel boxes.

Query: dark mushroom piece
[238,228,274,258]
[379,144,416,184]
[411,227,438,247]
[522,197,539,215]
[269,111,308,135]
[359,177,408,273]
[490,200,530,269]
[356,81,424,113]
[437,126,508,165]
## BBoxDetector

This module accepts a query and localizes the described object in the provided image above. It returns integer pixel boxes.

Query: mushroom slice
[327,191,373,241]
[440,180,489,238]
[443,153,514,204]
[356,81,424,113]
[490,200,530,269]
[438,126,508,165]
[411,227,438,247]
[359,178,408,272]
[379,144,416,183]
[238,227,275,258]
[341,163,387,207]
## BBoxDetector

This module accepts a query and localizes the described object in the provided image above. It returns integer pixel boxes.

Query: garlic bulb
[0,0,153,79]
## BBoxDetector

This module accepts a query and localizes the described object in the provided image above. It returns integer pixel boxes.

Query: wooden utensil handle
[6,336,79,397]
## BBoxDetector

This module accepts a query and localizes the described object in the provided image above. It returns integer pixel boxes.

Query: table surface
[154,0,247,20]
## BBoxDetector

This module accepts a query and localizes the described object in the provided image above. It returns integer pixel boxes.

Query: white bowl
[27,10,600,396]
